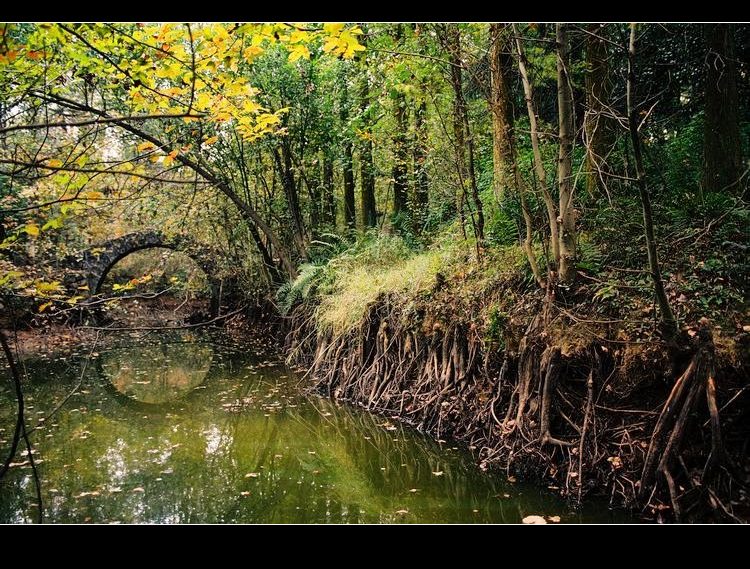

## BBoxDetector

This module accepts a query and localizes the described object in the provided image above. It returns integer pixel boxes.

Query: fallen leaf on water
[547,515,561,523]
[74,491,101,499]
[432,471,444,476]
[522,515,547,524]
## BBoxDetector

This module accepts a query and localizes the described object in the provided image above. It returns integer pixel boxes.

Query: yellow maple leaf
[288,44,311,63]
[323,23,345,35]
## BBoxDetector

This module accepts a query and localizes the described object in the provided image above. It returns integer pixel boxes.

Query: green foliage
[276,261,331,314]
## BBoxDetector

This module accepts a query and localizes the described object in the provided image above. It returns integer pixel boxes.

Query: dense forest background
[0,23,746,318]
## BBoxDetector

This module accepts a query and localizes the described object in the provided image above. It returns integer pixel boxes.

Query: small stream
[0,332,629,523]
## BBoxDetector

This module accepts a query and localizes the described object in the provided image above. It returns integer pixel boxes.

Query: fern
[276,261,331,314]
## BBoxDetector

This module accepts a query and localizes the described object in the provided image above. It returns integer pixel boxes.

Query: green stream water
[0,333,629,523]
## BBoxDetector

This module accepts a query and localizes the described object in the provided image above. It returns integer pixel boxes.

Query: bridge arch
[69,231,224,316]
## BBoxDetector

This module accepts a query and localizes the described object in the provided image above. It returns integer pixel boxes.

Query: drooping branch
[38,91,297,278]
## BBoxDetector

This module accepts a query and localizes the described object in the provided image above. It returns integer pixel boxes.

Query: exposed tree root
[286,297,748,522]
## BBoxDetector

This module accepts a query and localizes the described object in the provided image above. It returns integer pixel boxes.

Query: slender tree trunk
[513,24,560,278]
[448,34,467,233]
[412,97,429,233]
[703,24,742,195]
[392,99,409,215]
[627,24,677,336]
[306,165,321,236]
[273,143,308,260]
[391,24,409,217]
[343,140,356,229]
[248,221,281,284]
[489,23,545,288]
[488,23,516,202]
[445,25,484,242]
[359,51,377,228]
[584,23,614,195]
[339,65,357,230]
[322,155,335,226]
[556,23,577,285]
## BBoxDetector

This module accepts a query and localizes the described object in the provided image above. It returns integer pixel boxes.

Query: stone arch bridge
[63,231,226,316]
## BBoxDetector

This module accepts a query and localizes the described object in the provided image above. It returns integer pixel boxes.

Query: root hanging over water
[286,297,749,521]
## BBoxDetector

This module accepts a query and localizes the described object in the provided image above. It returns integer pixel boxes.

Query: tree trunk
[359,51,377,228]
[513,24,560,279]
[392,99,409,216]
[488,23,516,202]
[584,23,614,195]
[703,24,742,195]
[343,140,356,230]
[339,63,357,230]
[273,143,308,260]
[322,155,335,226]
[391,24,409,217]
[445,25,484,242]
[556,23,577,285]
[306,164,321,236]
[412,97,429,233]
[489,24,545,288]
[248,220,282,284]
[627,24,677,336]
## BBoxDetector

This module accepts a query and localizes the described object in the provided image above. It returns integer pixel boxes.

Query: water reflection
[101,344,213,404]
[0,337,629,524]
